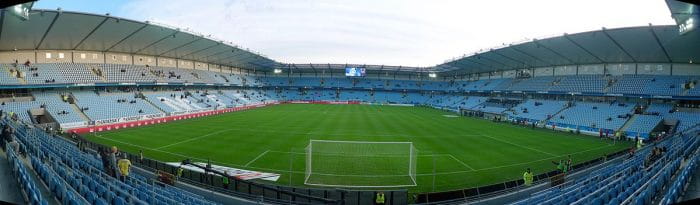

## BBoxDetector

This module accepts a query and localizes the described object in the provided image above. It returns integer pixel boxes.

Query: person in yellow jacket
[117,153,131,182]
[523,168,534,186]
[375,191,385,205]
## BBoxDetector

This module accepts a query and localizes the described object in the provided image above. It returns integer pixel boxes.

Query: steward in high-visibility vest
[523,168,534,186]
[375,192,385,205]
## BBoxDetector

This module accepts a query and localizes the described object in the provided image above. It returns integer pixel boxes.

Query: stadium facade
[1,1,700,205]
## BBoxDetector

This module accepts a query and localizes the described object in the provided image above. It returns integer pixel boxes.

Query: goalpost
[304,140,417,188]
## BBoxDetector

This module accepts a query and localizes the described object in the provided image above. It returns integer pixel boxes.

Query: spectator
[110,146,119,177]
[375,192,386,205]
[523,168,534,186]
[117,153,132,182]
[139,150,144,163]
[222,171,230,189]
[176,166,184,180]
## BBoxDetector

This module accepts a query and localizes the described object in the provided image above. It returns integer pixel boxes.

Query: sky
[33,0,676,67]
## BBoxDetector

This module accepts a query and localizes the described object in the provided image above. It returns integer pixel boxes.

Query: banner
[166,162,280,181]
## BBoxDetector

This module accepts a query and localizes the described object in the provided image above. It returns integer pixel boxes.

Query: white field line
[448,154,475,171]
[479,134,558,157]
[93,133,613,176]
[244,150,270,167]
[154,128,235,150]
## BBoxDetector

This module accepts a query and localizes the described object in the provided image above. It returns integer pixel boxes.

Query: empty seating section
[16,64,68,84]
[100,64,158,82]
[550,75,607,93]
[642,76,692,96]
[32,91,86,124]
[6,143,47,205]
[2,117,219,205]
[1,63,700,97]
[507,76,555,91]
[666,111,700,131]
[50,63,102,83]
[646,103,674,116]
[459,96,487,109]
[513,131,699,205]
[608,75,653,94]
[624,115,662,137]
[550,102,633,132]
[509,100,566,122]
[0,64,21,84]
[73,92,162,120]
[0,100,42,123]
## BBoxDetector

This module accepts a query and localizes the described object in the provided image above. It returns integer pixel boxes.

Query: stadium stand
[549,101,634,132]
[2,117,220,205]
[508,100,567,122]
[72,91,163,121]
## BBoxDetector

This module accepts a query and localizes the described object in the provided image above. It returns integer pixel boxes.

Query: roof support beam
[464,58,496,73]
[134,30,179,54]
[648,26,673,63]
[492,49,532,68]
[533,40,575,65]
[35,12,61,49]
[202,49,231,61]
[0,10,6,44]
[601,28,636,63]
[73,16,109,50]
[181,43,221,59]
[105,24,149,52]
[158,37,203,56]
[563,34,605,63]
[510,46,555,66]
[476,54,512,70]
[309,63,317,73]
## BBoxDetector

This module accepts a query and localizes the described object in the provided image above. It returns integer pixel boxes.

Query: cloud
[120,0,674,67]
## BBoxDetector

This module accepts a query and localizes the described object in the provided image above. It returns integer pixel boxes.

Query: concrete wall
[637,63,671,75]
[36,50,72,63]
[672,64,700,76]
[577,64,604,75]
[73,51,104,64]
[0,51,36,64]
[553,65,576,76]
[133,55,156,66]
[105,52,132,65]
[157,57,177,68]
[534,67,554,77]
[606,63,635,75]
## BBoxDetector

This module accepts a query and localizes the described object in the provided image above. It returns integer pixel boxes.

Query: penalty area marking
[245,150,270,167]
[442,114,459,118]
[91,134,614,176]
[448,154,475,171]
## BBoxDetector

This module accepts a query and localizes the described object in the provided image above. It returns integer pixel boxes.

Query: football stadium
[0,0,699,204]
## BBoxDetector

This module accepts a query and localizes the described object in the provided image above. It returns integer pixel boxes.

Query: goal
[304,140,417,188]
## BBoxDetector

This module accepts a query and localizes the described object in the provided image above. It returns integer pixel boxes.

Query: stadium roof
[435,25,700,76]
[1,8,697,75]
[0,9,279,70]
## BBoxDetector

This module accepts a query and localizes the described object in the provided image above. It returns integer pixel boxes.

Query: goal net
[304,140,417,188]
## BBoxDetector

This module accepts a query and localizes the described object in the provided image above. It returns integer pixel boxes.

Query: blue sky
[34,0,675,67]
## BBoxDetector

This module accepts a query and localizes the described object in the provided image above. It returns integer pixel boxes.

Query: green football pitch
[85,104,631,193]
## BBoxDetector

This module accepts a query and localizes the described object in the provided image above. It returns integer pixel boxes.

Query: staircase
[142,95,169,115]
[68,95,92,121]
[619,114,639,133]
[603,76,618,93]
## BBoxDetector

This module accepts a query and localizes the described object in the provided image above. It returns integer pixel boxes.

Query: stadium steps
[619,114,638,132]
[544,102,570,121]
[0,148,24,204]
[143,97,169,114]
[68,96,92,121]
